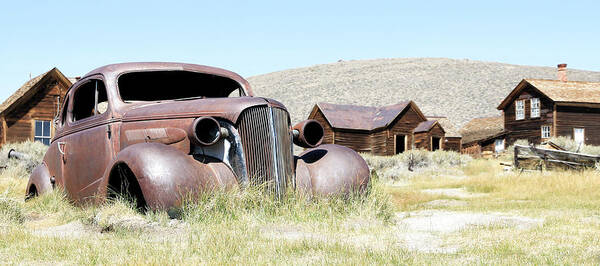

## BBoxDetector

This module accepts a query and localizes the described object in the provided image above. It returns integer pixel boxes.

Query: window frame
[530,98,540,118]
[574,128,585,144]
[494,138,505,153]
[515,100,525,120]
[59,95,70,127]
[541,125,551,139]
[34,120,52,145]
[68,76,110,126]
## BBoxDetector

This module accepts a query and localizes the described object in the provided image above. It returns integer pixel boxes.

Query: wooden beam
[0,116,6,146]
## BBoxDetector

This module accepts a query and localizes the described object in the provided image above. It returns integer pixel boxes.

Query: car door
[61,76,114,203]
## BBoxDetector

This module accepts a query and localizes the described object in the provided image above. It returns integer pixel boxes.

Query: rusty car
[26,62,370,210]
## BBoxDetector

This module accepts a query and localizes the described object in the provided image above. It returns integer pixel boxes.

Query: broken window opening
[72,80,108,122]
[118,71,245,102]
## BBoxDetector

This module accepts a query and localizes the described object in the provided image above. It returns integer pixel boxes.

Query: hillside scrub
[247,58,600,128]
[362,150,472,180]
[0,141,47,178]
[549,136,600,155]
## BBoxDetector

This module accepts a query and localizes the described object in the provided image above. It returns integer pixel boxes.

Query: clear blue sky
[0,0,598,101]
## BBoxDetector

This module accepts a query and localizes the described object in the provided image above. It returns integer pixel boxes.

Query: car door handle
[58,142,66,155]
[58,142,66,163]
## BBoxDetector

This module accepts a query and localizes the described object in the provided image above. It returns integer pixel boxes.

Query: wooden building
[413,120,445,151]
[460,115,506,156]
[0,68,73,146]
[428,116,462,152]
[308,101,453,155]
[497,64,600,146]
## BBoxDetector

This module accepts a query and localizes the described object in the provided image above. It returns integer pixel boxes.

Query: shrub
[361,150,470,180]
[0,197,25,225]
[0,141,48,178]
[402,149,430,170]
[549,136,600,155]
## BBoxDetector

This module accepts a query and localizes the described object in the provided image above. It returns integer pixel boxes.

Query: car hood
[121,97,287,123]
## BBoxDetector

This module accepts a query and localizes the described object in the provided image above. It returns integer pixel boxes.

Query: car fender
[26,163,53,198]
[100,142,238,209]
[295,144,370,196]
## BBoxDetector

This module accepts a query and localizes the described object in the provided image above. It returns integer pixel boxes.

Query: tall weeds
[180,177,394,225]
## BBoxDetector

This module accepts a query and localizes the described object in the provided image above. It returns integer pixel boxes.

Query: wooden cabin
[413,120,445,151]
[308,101,451,155]
[460,115,506,157]
[497,64,600,146]
[0,68,73,146]
[428,116,462,152]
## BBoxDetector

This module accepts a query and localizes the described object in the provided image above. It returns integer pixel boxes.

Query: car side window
[60,96,69,126]
[72,79,108,122]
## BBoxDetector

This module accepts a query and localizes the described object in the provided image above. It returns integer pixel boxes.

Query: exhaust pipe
[292,120,324,148]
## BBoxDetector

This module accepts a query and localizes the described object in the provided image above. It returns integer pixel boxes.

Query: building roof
[313,101,426,131]
[0,68,72,115]
[413,120,441,133]
[497,79,600,110]
[427,116,461,137]
[459,115,504,144]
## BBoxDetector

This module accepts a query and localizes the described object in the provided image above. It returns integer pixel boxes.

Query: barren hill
[247,58,600,129]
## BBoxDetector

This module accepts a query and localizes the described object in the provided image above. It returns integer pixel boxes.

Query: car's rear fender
[26,163,53,199]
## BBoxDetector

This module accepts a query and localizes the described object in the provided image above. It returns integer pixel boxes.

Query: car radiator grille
[237,106,294,197]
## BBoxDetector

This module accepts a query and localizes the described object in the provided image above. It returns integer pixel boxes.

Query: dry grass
[2,143,600,264]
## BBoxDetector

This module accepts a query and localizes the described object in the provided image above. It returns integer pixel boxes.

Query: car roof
[82,62,253,94]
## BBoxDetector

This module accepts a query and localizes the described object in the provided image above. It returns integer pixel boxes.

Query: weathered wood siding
[480,138,496,152]
[413,132,429,150]
[555,105,600,146]
[309,104,428,156]
[461,142,481,157]
[4,82,67,144]
[334,129,372,153]
[414,123,445,151]
[371,105,427,155]
[503,85,554,145]
[444,137,462,152]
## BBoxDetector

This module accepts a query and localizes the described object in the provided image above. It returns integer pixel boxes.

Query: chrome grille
[237,106,294,197]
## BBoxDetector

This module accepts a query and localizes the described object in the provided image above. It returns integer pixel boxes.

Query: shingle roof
[427,116,461,137]
[0,68,72,114]
[413,120,439,133]
[315,101,425,131]
[527,79,600,103]
[498,79,600,110]
[459,115,504,144]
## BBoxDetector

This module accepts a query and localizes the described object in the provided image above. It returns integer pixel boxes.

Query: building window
[574,128,585,144]
[530,98,540,118]
[541,125,551,138]
[494,138,505,153]
[515,100,525,120]
[34,120,51,145]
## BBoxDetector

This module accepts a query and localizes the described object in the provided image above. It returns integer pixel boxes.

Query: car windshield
[118,71,244,102]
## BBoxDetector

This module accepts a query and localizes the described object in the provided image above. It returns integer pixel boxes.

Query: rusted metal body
[26,62,370,209]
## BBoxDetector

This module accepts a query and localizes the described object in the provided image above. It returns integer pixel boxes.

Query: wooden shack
[413,120,445,151]
[309,101,451,155]
[428,116,462,152]
[0,68,73,146]
[497,65,600,146]
[460,115,506,156]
